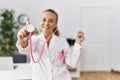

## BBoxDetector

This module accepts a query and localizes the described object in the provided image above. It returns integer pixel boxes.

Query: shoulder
[53,35,69,46]
[54,35,67,42]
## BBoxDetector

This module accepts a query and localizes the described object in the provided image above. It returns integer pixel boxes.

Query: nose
[44,21,49,26]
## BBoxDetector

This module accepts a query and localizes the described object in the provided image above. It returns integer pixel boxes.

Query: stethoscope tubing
[29,32,46,63]
[29,28,57,63]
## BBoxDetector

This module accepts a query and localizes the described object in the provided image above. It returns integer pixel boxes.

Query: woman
[16,9,84,80]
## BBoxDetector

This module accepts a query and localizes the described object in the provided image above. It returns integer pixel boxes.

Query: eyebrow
[42,17,56,21]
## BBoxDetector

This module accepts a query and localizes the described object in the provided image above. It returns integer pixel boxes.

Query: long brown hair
[43,9,60,36]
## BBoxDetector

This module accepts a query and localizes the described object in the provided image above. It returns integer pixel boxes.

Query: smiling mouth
[44,26,51,30]
[43,27,50,31]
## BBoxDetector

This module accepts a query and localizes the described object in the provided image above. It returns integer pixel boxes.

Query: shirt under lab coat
[16,33,81,80]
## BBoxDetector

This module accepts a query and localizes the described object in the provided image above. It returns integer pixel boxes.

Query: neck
[44,34,51,40]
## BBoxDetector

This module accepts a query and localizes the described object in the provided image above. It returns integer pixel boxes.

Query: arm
[16,26,35,54]
[65,31,84,68]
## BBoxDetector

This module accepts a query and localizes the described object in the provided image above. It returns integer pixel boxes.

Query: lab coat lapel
[39,33,53,80]
[49,34,58,51]
[38,33,58,50]
[43,50,52,80]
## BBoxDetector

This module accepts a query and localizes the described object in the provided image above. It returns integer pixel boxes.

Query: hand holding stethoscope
[17,22,43,63]
[17,22,35,48]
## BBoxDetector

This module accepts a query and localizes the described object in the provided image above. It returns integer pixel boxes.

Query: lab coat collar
[38,33,58,48]
[38,33,47,42]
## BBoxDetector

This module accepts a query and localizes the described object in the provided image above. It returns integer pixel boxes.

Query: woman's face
[40,11,57,35]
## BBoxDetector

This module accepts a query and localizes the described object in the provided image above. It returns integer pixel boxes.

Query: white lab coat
[16,33,81,80]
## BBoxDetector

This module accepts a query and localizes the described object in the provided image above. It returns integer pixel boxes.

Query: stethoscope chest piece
[26,24,35,32]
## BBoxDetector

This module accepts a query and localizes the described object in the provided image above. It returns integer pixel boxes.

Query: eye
[49,19,55,23]
[49,20,53,23]
[42,18,46,22]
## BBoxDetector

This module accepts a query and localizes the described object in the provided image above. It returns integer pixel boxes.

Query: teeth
[45,27,49,29]
[45,26,49,28]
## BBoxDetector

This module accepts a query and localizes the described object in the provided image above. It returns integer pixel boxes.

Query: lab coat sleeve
[16,35,37,54]
[16,40,30,54]
[65,43,81,68]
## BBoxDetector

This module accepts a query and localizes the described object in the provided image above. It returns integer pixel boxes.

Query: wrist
[18,40,28,48]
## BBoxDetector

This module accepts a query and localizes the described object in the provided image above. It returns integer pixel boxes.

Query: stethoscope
[26,24,57,63]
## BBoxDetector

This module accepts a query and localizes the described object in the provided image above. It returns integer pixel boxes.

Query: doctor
[16,9,84,80]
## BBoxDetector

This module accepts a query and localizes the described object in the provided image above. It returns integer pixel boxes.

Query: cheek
[51,26,56,31]
[40,22,44,27]
[50,23,56,29]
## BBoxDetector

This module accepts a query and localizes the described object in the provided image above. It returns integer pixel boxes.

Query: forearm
[16,40,30,54]
[66,43,81,68]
